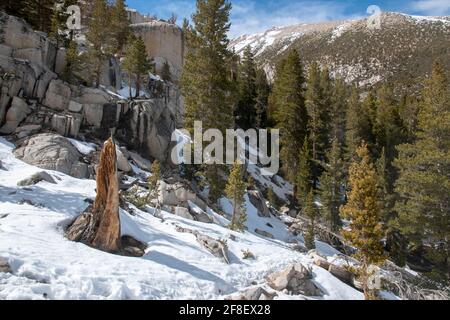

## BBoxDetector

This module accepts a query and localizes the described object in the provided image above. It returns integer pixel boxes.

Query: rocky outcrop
[13,133,89,179]
[0,96,32,134]
[131,21,184,81]
[266,264,323,296]
[231,286,277,300]
[248,190,271,217]
[116,99,176,162]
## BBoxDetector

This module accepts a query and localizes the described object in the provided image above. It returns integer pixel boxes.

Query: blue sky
[126,0,450,37]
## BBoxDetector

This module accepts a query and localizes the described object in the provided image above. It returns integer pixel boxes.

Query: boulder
[17,171,57,186]
[328,264,355,286]
[68,100,83,113]
[248,190,271,217]
[42,79,71,111]
[50,113,83,138]
[55,48,67,75]
[0,258,12,274]
[174,206,195,220]
[0,44,13,57]
[0,97,32,134]
[266,264,323,296]
[13,133,89,179]
[255,229,274,239]
[234,286,277,300]
[83,104,103,128]
[116,147,132,173]
[196,234,230,264]
[129,151,151,171]
[158,181,197,207]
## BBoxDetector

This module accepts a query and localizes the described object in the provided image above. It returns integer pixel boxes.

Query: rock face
[248,190,271,217]
[66,138,122,253]
[13,133,89,179]
[0,97,32,134]
[117,99,176,162]
[266,264,323,296]
[131,21,184,82]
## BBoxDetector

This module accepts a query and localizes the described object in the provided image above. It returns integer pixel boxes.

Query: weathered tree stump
[66,137,122,253]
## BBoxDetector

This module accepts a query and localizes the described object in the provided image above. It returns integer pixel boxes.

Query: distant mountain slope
[230,13,450,92]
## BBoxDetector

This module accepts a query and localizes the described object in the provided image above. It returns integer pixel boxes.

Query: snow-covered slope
[0,137,363,300]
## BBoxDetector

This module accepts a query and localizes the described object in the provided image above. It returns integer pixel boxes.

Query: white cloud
[409,0,450,15]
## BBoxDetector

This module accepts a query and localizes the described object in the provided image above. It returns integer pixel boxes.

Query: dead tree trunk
[66,137,121,253]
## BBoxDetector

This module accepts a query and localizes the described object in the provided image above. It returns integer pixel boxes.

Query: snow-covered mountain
[231,12,450,91]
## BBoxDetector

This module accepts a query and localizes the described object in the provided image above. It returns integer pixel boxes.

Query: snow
[68,138,97,156]
[0,137,364,300]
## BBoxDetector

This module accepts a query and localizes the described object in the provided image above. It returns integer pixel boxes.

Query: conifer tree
[161,60,172,82]
[319,139,345,232]
[270,49,308,186]
[394,62,450,278]
[330,77,348,145]
[86,0,112,87]
[297,137,313,207]
[180,0,235,203]
[236,46,257,129]
[123,36,153,98]
[305,62,326,185]
[110,0,131,55]
[148,160,161,191]
[345,85,372,160]
[254,68,270,128]
[340,143,385,299]
[181,0,234,134]
[304,190,319,250]
[226,162,247,232]
[62,39,82,83]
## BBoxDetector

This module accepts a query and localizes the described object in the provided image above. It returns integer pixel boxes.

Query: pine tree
[254,68,270,128]
[319,139,345,232]
[394,62,450,278]
[62,39,82,83]
[304,190,319,250]
[110,0,131,55]
[161,60,172,82]
[123,36,153,98]
[181,0,235,134]
[340,143,385,299]
[236,46,257,129]
[86,0,112,87]
[345,85,372,160]
[180,0,236,203]
[270,49,308,186]
[226,162,247,232]
[330,77,348,146]
[306,62,327,185]
[148,160,161,191]
[23,0,56,33]
[297,137,312,207]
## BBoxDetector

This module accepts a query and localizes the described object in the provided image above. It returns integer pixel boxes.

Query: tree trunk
[66,137,121,253]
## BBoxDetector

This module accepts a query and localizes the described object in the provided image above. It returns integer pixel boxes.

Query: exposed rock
[266,264,323,296]
[120,235,147,257]
[0,258,12,274]
[68,100,83,113]
[255,228,274,239]
[128,151,151,171]
[55,48,67,75]
[116,147,132,173]
[17,171,57,186]
[196,234,230,264]
[131,21,184,81]
[50,113,83,137]
[174,206,195,220]
[0,96,32,134]
[66,138,122,253]
[248,190,271,217]
[42,79,71,111]
[312,253,331,270]
[83,104,104,128]
[328,264,355,286]
[0,160,6,171]
[158,181,197,207]
[233,286,277,300]
[13,133,89,179]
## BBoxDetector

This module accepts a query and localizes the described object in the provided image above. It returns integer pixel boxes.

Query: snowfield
[0,137,363,300]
